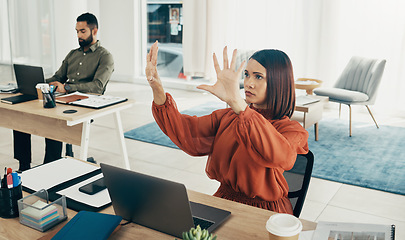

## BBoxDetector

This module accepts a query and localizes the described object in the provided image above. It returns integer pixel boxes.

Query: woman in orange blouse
[145,41,308,214]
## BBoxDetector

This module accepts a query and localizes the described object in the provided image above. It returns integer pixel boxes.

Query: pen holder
[0,183,23,218]
[43,92,56,108]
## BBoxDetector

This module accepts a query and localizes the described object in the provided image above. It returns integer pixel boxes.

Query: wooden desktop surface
[0,95,133,145]
[0,94,133,122]
[0,190,316,240]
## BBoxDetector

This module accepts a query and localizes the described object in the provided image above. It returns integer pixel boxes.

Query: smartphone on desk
[79,178,107,195]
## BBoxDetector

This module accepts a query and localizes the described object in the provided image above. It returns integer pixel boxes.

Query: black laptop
[1,64,45,104]
[100,163,231,238]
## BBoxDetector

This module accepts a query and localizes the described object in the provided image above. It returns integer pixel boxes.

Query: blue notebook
[51,211,122,240]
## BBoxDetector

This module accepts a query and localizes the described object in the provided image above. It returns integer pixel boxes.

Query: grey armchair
[314,56,386,136]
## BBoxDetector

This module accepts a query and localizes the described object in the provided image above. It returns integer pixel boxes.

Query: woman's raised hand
[197,47,248,114]
[145,41,166,105]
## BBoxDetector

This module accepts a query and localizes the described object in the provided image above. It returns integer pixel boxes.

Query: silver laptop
[100,163,231,238]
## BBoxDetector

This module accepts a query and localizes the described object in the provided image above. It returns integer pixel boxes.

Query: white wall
[52,0,142,82]
[100,0,145,82]
[99,0,135,81]
[53,1,87,67]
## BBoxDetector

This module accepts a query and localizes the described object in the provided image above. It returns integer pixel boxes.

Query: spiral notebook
[312,221,395,240]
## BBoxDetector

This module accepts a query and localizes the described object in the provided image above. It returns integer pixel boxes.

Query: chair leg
[348,105,352,137]
[365,105,379,129]
[314,123,319,141]
[66,143,74,157]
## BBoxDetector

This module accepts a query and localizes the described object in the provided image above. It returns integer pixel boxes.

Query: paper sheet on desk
[20,157,100,191]
[56,174,111,208]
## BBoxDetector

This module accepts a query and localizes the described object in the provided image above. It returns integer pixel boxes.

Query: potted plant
[177,225,218,240]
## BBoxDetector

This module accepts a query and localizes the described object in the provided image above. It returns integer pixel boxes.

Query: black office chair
[283,150,314,218]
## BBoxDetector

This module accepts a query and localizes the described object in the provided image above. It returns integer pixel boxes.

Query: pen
[53,86,58,93]
[12,172,19,187]
[7,174,13,189]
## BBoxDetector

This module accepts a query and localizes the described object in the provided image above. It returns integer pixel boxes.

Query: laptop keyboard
[193,216,214,230]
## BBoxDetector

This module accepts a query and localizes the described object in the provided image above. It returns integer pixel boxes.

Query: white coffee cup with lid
[265,213,303,240]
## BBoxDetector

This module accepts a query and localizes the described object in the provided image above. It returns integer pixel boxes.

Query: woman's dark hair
[77,12,98,29]
[249,49,295,119]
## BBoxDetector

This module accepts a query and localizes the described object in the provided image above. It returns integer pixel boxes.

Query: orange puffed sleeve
[152,93,226,156]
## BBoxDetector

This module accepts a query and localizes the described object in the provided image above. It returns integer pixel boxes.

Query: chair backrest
[283,150,314,218]
[334,56,386,104]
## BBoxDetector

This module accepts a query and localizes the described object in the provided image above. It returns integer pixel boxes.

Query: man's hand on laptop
[49,81,66,93]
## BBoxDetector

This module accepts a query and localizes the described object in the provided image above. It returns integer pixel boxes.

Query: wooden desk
[0,190,316,239]
[292,96,329,141]
[0,96,133,169]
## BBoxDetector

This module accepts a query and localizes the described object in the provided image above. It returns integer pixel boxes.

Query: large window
[147,1,185,79]
[0,0,55,84]
[0,0,12,84]
[9,0,55,70]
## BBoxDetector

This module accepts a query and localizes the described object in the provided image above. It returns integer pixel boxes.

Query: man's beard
[78,32,93,48]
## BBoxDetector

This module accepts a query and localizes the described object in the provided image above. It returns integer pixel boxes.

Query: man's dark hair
[77,12,98,29]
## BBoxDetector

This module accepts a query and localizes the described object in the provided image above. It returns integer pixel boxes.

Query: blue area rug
[124,104,405,195]
[308,119,405,195]
[124,102,224,149]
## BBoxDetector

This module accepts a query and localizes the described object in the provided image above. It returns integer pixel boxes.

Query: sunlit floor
[0,81,404,239]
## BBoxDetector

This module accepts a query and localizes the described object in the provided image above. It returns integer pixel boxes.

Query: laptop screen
[101,163,231,238]
[14,64,45,96]
[101,163,195,237]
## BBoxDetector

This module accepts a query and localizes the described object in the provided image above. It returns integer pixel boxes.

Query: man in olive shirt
[14,13,114,171]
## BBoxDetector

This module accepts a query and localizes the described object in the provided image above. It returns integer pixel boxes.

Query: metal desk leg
[80,120,91,161]
[114,111,130,170]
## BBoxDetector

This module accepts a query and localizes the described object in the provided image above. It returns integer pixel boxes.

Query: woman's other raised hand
[197,46,248,114]
[145,41,166,105]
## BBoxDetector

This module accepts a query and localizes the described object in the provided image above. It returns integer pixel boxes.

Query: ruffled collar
[249,105,273,120]
[249,105,288,122]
